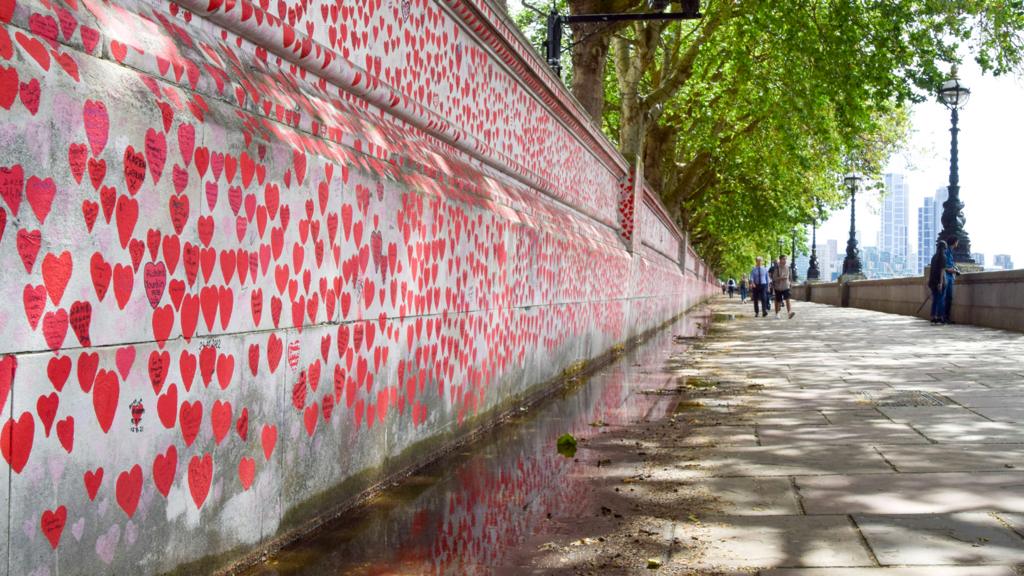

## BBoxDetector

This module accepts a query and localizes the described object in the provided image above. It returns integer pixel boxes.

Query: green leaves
[510,1,1024,278]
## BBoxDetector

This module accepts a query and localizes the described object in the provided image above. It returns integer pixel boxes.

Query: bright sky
[505,1,1022,266]
[818,58,1024,268]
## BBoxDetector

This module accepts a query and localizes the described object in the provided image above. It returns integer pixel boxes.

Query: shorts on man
[774,289,791,303]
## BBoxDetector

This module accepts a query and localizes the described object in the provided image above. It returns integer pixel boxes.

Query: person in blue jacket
[940,236,961,324]
[927,240,947,324]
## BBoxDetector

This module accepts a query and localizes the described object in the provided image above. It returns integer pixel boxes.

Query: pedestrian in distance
[771,255,795,319]
[927,240,947,324]
[940,236,961,324]
[739,278,748,302]
[727,278,736,298]
[749,257,771,317]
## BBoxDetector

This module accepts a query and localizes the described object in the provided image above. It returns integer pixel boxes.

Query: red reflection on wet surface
[246,312,707,575]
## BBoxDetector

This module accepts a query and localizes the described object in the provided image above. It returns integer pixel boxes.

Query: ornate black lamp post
[790,230,798,281]
[842,174,863,277]
[937,69,974,263]
[807,201,821,280]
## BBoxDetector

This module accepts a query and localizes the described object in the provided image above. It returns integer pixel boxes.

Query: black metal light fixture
[806,200,821,280]
[937,68,974,263]
[790,230,798,281]
[539,0,702,77]
[842,174,863,276]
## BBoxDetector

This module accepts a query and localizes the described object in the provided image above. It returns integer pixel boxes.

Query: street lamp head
[843,173,861,188]
[939,70,970,110]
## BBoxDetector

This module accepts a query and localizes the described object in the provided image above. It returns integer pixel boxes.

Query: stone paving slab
[756,422,931,446]
[944,392,1024,408]
[648,445,896,479]
[797,472,1024,514]
[763,567,1021,575]
[877,406,991,425]
[677,426,759,447]
[505,299,1024,573]
[875,444,1024,473]
[969,406,1024,423]
[682,409,831,427]
[676,299,1024,573]
[821,409,891,424]
[670,515,874,570]
[686,477,802,516]
[910,421,1024,444]
[854,512,1024,565]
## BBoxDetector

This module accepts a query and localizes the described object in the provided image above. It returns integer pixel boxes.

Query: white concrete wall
[0,0,718,573]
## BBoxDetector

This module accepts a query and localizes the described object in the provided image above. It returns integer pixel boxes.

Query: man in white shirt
[749,257,771,317]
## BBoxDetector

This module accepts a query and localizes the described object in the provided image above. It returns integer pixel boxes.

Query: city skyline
[818,57,1024,271]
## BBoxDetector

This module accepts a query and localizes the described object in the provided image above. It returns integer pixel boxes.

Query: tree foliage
[510,0,1024,278]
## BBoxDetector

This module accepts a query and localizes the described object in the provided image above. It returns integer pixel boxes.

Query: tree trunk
[569,27,612,122]
[643,121,675,194]
[567,0,639,123]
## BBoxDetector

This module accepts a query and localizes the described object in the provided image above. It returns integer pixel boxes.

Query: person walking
[771,254,795,319]
[749,257,771,317]
[927,240,947,324]
[940,236,961,324]
[727,278,736,298]
[738,278,748,302]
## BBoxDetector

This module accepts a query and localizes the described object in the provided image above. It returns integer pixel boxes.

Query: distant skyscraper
[995,254,1015,270]
[823,239,839,281]
[918,197,936,273]
[881,174,910,275]
[971,253,986,267]
[933,186,949,241]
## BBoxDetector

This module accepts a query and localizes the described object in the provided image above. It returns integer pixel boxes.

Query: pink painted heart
[18,78,40,115]
[92,369,119,433]
[114,346,135,380]
[41,250,73,306]
[115,195,139,248]
[68,143,87,184]
[0,164,22,214]
[115,464,142,518]
[1,411,34,473]
[0,355,14,410]
[42,309,69,351]
[144,128,167,184]
[187,453,212,509]
[152,444,177,497]
[0,67,17,110]
[83,100,109,156]
[40,505,66,549]
[177,123,195,166]
[69,300,92,347]
[143,261,167,308]
[16,229,40,273]
[25,175,55,224]
[123,146,146,195]
[238,457,255,491]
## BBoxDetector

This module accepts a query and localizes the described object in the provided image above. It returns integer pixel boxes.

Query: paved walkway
[662,297,1024,575]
